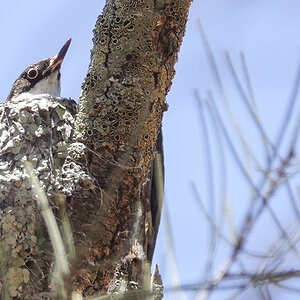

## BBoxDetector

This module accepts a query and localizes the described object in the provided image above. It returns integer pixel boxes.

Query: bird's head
[6,38,71,101]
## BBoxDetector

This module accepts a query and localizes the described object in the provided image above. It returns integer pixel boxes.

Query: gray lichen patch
[71,0,191,295]
[77,0,190,178]
[0,95,76,298]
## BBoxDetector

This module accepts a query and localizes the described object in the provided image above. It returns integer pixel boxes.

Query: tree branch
[65,0,192,296]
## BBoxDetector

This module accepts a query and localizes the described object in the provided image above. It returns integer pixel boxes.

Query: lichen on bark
[68,0,192,295]
[0,96,76,299]
[0,0,192,298]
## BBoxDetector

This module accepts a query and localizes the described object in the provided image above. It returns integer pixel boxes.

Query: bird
[6,38,71,102]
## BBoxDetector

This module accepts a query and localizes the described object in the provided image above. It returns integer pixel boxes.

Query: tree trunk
[0,0,192,299]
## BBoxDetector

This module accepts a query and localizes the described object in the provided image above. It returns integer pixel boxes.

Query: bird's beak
[43,38,71,75]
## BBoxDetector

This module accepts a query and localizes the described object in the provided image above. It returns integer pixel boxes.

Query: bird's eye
[27,68,39,79]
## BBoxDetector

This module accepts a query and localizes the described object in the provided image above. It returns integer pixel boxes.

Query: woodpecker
[6,39,71,102]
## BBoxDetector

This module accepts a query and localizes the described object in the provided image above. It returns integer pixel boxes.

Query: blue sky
[2,1,300,299]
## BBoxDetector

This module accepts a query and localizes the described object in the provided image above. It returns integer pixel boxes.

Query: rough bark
[0,97,77,300]
[69,0,192,296]
[0,0,192,299]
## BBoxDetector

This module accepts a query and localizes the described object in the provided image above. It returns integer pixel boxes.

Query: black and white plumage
[6,39,71,102]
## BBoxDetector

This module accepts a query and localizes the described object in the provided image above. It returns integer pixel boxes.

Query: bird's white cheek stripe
[28,71,61,97]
